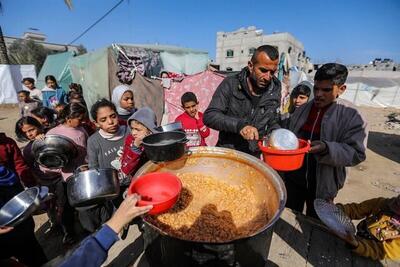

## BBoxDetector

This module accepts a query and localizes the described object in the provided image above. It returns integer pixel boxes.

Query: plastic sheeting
[340,71,400,108]
[160,51,209,75]
[164,70,226,146]
[341,84,400,108]
[0,64,37,104]
[69,48,109,111]
[37,51,74,91]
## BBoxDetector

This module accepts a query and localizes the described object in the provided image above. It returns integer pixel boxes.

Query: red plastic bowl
[128,172,182,215]
[258,139,310,171]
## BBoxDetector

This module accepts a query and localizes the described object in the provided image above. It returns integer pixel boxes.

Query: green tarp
[37,51,74,91]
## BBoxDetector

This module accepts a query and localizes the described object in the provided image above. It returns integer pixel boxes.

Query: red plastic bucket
[128,172,182,215]
[258,139,310,171]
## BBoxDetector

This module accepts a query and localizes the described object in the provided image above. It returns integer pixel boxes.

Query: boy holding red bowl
[284,63,368,218]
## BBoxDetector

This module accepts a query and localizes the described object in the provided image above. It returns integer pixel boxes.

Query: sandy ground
[0,104,399,266]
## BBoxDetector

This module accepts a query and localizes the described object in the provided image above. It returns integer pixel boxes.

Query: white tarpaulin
[0,65,37,104]
[340,71,400,108]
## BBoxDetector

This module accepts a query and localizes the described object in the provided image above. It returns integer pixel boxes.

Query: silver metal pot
[67,167,120,207]
[32,135,78,169]
[0,186,49,227]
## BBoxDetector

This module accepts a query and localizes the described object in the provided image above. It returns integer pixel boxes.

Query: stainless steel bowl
[32,135,78,169]
[154,122,184,132]
[0,187,41,227]
[67,167,120,207]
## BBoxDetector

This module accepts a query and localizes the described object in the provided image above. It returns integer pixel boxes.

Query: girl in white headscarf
[111,85,136,123]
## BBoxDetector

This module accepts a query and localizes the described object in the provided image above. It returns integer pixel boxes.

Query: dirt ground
[0,104,399,266]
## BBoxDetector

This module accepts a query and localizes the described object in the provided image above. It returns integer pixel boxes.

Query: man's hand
[106,194,152,234]
[309,140,327,154]
[194,112,200,120]
[240,125,259,140]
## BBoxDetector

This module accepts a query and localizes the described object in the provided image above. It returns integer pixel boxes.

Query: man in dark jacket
[204,45,281,156]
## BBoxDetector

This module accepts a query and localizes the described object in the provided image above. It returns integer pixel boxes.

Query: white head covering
[111,85,134,115]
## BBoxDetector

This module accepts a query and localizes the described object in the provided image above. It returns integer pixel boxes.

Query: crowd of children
[1,75,212,266]
[0,62,398,266]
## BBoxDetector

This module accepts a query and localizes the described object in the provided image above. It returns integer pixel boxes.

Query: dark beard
[249,75,268,95]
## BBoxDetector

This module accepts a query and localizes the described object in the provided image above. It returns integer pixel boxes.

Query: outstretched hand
[106,194,152,234]
[0,226,13,235]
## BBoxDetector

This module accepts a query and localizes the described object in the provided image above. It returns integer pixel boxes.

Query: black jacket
[204,67,281,155]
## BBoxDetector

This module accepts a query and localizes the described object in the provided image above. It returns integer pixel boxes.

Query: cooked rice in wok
[145,173,269,242]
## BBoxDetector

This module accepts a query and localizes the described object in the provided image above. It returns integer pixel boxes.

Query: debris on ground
[384,112,400,130]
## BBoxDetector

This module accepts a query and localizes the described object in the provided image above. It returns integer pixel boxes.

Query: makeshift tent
[340,71,400,108]
[68,44,210,123]
[164,70,226,146]
[0,64,37,104]
[37,51,75,91]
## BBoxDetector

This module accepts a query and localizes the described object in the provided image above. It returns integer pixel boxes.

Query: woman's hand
[106,194,152,234]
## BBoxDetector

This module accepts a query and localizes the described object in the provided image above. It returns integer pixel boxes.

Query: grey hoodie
[127,107,157,132]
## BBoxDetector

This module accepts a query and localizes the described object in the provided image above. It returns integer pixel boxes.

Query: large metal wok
[134,146,286,244]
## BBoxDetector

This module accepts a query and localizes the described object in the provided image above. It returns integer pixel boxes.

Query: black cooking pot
[142,131,188,162]
[32,135,78,169]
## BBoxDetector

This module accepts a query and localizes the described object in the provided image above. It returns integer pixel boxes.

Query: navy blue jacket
[59,225,119,267]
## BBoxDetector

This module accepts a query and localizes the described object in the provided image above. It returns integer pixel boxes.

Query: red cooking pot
[128,172,182,215]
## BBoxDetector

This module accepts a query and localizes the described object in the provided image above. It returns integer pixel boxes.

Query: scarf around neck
[98,125,126,141]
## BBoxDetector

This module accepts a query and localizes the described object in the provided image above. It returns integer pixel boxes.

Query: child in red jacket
[120,107,158,177]
[175,92,210,147]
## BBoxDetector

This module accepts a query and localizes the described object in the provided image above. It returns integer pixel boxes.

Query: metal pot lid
[268,129,299,150]
[314,198,356,239]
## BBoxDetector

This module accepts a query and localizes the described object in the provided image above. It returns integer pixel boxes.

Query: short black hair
[18,90,30,97]
[251,45,279,63]
[181,92,198,106]
[291,84,311,98]
[90,98,117,121]
[22,77,35,84]
[15,116,43,141]
[314,63,348,86]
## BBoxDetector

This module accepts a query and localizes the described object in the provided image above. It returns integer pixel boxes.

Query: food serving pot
[32,135,78,169]
[142,131,188,162]
[132,147,287,266]
[134,146,286,243]
[67,166,120,207]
